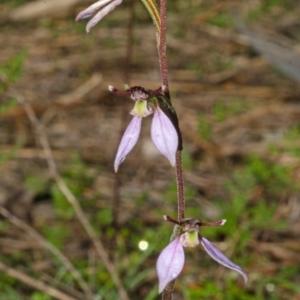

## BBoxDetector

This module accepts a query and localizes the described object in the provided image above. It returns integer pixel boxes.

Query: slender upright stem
[162,152,185,300]
[158,0,170,99]
[162,280,175,300]
[157,1,185,298]
[175,151,185,222]
[157,0,185,223]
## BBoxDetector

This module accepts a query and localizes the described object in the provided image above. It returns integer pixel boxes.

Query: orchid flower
[76,0,123,32]
[109,85,178,172]
[156,216,248,293]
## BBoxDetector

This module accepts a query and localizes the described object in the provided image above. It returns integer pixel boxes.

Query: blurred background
[0,0,300,299]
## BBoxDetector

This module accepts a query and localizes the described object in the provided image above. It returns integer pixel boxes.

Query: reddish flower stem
[158,0,170,100]
[176,151,185,222]
[157,0,185,224]
[158,0,185,299]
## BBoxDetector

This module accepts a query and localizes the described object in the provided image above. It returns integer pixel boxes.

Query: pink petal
[86,0,123,32]
[151,107,178,166]
[75,0,112,21]
[156,238,185,294]
[201,237,248,283]
[114,116,142,172]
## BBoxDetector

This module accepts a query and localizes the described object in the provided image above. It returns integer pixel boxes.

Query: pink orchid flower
[156,216,248,293]
[109,86,178,172]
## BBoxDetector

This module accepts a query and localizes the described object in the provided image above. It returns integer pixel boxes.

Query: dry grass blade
[8,0,85,22]
[17,95,129,300]
[0,206,93,299]
[56,73,103,106]
[0,260,76,300]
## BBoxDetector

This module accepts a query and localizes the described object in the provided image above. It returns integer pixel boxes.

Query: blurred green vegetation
[248,0,294,21]
[0,51,26,165]
[213,98,254,122]
[186,62,204,78]
[207,13,234,28]
[0,50,27,93]
[1,0,32,7]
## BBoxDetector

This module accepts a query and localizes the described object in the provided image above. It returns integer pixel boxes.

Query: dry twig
[0,206,94,299]
[0,260,76,300]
